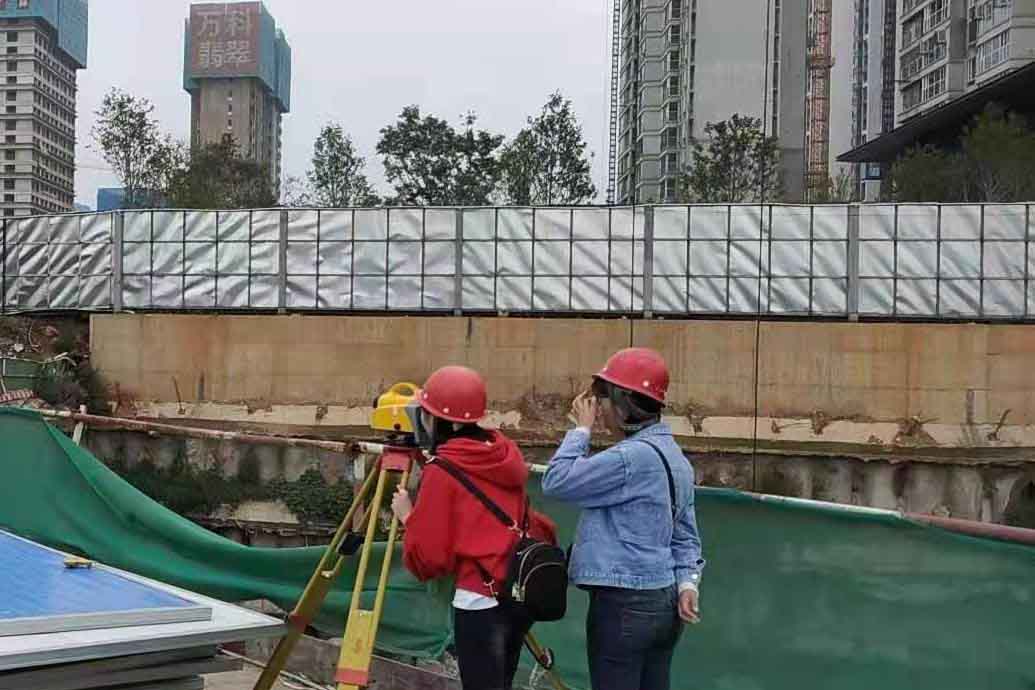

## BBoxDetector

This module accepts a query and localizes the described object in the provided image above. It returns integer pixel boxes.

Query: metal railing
[2,203,1033,320]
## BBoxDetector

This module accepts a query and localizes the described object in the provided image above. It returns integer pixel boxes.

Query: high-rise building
[183,1,291,195]
[898,0,1035,122]
[0,0,87,218]
[613,0,808,204]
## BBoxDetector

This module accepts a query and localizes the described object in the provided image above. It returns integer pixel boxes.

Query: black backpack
[430,457,568,622]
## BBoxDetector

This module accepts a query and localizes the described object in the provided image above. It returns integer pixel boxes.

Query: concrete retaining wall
[81,429,1035,527]
[92,314,1035,424]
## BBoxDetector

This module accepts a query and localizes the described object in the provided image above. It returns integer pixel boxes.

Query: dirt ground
[205,666,296,690]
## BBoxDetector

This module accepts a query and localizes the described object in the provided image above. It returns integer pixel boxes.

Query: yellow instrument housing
[370,382,419,434]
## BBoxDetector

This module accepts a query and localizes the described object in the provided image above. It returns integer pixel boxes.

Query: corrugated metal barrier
[2,203,1032,319]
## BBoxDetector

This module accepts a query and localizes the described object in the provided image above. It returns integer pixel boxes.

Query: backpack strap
[427,456,523,597]
[638,440,678,520]
[428,456,522,534]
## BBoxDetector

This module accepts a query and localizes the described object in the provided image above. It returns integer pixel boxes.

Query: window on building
[5,77,13,84]
[5,106,13,114]
[17,0,29,9]
[6,61,16,71]
[5,136,13,144]
[6,32,17,42]
[3,194,12,203]
[667,102,679,122]
[5,91,14,102]
[3,180,13,190]
[4,121,15,131]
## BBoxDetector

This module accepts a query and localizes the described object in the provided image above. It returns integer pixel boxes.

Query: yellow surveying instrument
[253,382,567,690]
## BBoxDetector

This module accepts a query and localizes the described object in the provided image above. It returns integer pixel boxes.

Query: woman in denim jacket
[542,347,705,690]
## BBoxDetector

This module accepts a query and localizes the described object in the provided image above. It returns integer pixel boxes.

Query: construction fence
[2,203,1034,319]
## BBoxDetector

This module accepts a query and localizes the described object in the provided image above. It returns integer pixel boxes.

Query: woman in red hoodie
[391,365,553,690]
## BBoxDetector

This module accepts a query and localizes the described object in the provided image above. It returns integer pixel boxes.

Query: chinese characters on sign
[190,2,261,75]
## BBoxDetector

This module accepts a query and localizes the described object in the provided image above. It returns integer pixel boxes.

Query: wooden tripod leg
[251,460,380,690]
[526,632,569,690]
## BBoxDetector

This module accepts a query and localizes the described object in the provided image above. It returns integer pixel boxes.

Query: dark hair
[592,378,663,435]
[424,415,492,451]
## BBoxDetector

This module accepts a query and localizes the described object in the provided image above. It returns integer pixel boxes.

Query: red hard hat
[418,365,488,423]
[594,348,669,404]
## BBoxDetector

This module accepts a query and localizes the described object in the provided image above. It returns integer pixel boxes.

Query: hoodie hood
[434,430,528,489]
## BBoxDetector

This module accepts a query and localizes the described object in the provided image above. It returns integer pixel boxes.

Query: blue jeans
[587,586,683,690]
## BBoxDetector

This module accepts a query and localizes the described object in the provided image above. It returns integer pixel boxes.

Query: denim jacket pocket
[614,498,668,545]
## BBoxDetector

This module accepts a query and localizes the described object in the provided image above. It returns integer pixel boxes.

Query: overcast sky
[74,0,612,208]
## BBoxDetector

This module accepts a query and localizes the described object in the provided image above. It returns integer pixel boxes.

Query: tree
[167,137,276,209]
[307,123,379,207]
[889,146,966,202]
[280,174,312,207]
[680,114,782,203]
[377,106,504,205]
[92,88,180,208]
[499,92,596,205]
[811,168,859,203]
[890,105,1035,203]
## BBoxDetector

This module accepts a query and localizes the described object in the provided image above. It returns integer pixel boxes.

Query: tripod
[253,442,567,690]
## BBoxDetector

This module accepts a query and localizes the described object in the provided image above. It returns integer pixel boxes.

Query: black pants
[587,585,683,690]
[453,602,533,690]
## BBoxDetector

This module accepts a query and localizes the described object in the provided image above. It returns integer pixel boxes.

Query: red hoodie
[402,430,557,598]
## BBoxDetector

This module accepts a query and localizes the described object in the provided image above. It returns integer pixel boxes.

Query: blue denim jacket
[542,423,705,591]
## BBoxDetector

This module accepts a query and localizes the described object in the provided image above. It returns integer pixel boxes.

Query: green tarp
[2,408,1034,689]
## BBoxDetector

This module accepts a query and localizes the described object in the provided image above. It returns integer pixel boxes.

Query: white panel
[572,208,610,239]
[940,205,981,240]
[388,276,422,308]
[319,210,351,241]
[688,276,727,312]
[536,209,570,240]
[425,209,456,240]
[353,242,388,275]
[652,276,686,312]
[463,209,496,240]
[463,242,495,275]
[497,241,533,275]
[813,241,847,278]
[571,276,609,310]
[498,208,533,240]
[690,206,728,239]
[317,275,351,309]
[983,241,1025,279]
[423,276,456,309]
[812,205,848,239]
[535,240,570,275]
[250,242,279,275]
[497,276,532,310]
[354,276,388,308]
[984,279,1025,317]
[389,241,422,275]
[771,241,809,276]
[152,212,184,242]
[653,241,687,275]
[423,241,455,276]
[217,242,249,275]
[689,240,728,275]
[287,210,319,241]
[939,280,981,317]
[653,207,688,239]
[534,276,570,311]
[251,210,280,242]
[217,212,249,242]
[770,206,810,239]
[572,241,609,275]
[896,205,938,240]
[184,243,216,275]
[896,242,937,278]
[463,276,495,309]
[185,211,217,241]
[770,278,810,313]
[389,209,422,240]
[286,276,317,309]
[896,279,937,316]
[983,205,1026,240]
[354,209,388,240]
[858,205,895,240]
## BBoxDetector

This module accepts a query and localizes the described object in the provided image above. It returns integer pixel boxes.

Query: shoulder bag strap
[639,440,678,520]
[428,456,520,531]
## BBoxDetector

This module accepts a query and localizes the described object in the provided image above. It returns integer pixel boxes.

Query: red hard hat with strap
[594,347,669,404]
[418,365,488,423]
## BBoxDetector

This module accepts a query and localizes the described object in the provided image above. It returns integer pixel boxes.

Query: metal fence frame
[2,203,1034,321]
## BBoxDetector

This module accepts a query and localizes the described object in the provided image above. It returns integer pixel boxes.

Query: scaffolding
[805,0,833,200]
[606,0,622,204]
